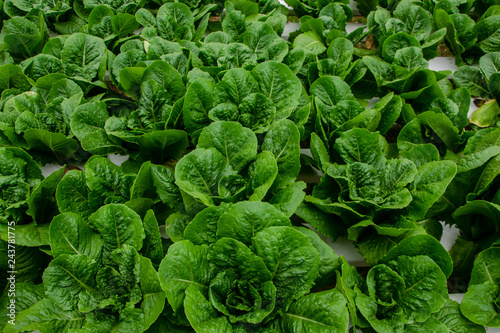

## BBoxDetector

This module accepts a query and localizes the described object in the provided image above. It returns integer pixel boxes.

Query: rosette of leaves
[222,0,287,35]
[309,76,404,151]
[448,201,500,278]
[429,127,500,210]
[354,255,450,332]
[15,32,109,93]
[171,119,303,213]
[0,77,89,164]
[109,38,194,87]
[460,247,500,327]
[183,61,303,139]
[2,0,71,21]
[143,0,218,25]
[0,150,75,254]
[303,38,360,85]
[2,0,83,36]
[386,79,472,165]
[159,221,349,332]
[83,4,141,48]
[135,3,211,43]
[454,52,500,128]
[298,128,457,264]
[55,156,181,227]
[162,120,306,242]
[197,18,289,74]
[283,0,348,18]
[447,195,500,277]
[394,118,500,278]
[420,127,500,277]
[114,14,288,84]
[290,3,360,56]
[73,0,145,24]
[357,47,473,117]
[337,234,474,332]
[0,10,49,62]
[178,199,341,291]
[365,1,446,59]
[0,146,51,233]
[27,32,109,90]
[356,37,455,100]
[72,60,189,163]
[2,204,166,333]
[397,110,470,168]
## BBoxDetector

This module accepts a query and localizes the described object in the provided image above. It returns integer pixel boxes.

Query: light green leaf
[252,226,320,311]
[61,33,106,81]
[281,289,349,333]
[216,201,291,245]
[405,161,457,220]
[42,254,100,311]
[197,121,257,172]
[55,170,91,219]
[49,213,103,260]
[175,148,236,206]
[251,61,302,119]
[158,240,212,317]
[87,204,145,252]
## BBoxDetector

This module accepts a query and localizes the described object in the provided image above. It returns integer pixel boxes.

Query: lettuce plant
[449,201,500,277]
[162,120,305,241]
[159,213,348,331]
[134,3,211,43]
[14,32,109,88]
[183,62,302,139]
[55,156,178,225]
[0,10,50,62]
[72,59,190,163]
[0,78,87,164]
[85,5,140,47]
[174,120,301,204]
[355,255,449,331]
[2,204,165,333]
[0,147,43,222]
[290,3,354,55]
[0,147,66,250]
[73,0,146,23]
[429,127,500,217]
[300,128,457,264]
[367,1,445,58]
[309,76,404,151]
[442,127,500,274]
[433,8,484,65]
[134,7,288,70]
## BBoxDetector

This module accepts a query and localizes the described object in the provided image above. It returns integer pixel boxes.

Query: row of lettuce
[0,0,499,64]
[0,121,498,331]
[0,1,499,165]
